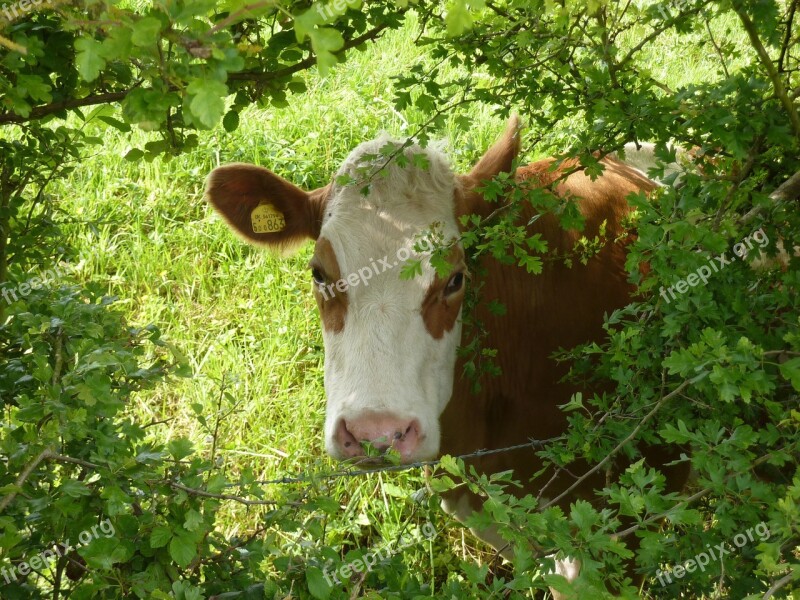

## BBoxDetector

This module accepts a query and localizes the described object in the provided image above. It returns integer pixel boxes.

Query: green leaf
[438,455,463,476]
[75,37,107,82]
[167,437,194,460]
[779,357,800,391]
[222,109,239,132]
[183,509,204,532]
[559,391,584,412]
[79,537,132,570]
[445,0,472,36]
[187,78,228,129]
[293,8,324,42]
[427,474,457,492]
[399,258,423,280]
[124,148,144,161]
[150,525,172,548]
[131,16,163,47]
[17,74,52,102]
[122,88,178,130]
[411,152,430,170]
[98,116,131,132]
[306,566,332,599]
[169,532,197,568]
[309,27,344,75]
[101,27,132,59]
[59,480,91,497]
[570,499,600,531]
[430,253,454,277]
[335,173,356,186]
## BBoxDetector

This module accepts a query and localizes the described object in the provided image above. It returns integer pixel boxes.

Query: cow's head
[205,117,521,463]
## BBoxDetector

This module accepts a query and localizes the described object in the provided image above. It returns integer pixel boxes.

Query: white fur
[320,136,463,462]
[613,142,687,185]
[320,135,584,595]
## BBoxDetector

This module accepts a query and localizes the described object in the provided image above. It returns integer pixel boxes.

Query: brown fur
[310,237,347,333]
[421,248,467,339]
[443,126,688,525]
[205,163,330,250]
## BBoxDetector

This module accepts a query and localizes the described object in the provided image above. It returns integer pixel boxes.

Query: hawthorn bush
[1,0,799,598]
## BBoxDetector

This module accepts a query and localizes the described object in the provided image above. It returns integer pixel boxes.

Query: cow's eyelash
[311,267,327,284]
[444,271,465,296]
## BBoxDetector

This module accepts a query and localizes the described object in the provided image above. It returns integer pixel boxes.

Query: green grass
[50,6,755,596]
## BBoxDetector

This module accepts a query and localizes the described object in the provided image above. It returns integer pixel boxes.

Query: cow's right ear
[205,163,330,250]
[456,116,522,220]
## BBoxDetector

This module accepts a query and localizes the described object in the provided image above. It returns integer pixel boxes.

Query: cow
[204,116,688,596]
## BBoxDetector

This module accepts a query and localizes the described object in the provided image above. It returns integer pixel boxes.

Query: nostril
[335,419,363,457]
[395,424,413,441]
[335,415,422,461]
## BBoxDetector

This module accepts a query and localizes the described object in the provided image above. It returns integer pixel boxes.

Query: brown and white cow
[205,117,688,592]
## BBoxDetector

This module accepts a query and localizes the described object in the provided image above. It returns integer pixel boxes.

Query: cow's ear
[456,115,522,219]
[205,163,330,250]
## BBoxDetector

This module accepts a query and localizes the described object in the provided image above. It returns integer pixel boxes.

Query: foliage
[1,0,799,598]
[409,0,800,597]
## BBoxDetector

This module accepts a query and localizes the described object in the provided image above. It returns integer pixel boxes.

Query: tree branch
[205,1,279,36]
[763,572,796,600]
[540,378,693,511]
[613,450,778,540]
[735,6,800,140]
[777,0,797,73]
[228,20,391,83]
[0,447,52,514]
[0,22,392,126]
[0,91,130,125]
[168,481,294,507]
[0,448,104,514]
[741,168,800,224]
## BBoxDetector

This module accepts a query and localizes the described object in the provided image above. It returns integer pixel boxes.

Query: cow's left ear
[205,163,330,250]
[456,115,522,219]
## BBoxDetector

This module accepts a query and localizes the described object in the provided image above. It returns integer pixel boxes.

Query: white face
[309,137,467,463]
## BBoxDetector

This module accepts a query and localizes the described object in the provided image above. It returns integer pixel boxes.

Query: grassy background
[49,7,751,595]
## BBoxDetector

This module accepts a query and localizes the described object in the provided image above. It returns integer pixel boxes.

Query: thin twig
[735,6,800,139]
[0,447,52,513]
[777,0,797,73]
[618,5,704,68]
[48,453,101,470]
[0,449,105,514]
[206,1,277,36]
[763,572,796,599]
[168,481,290,506]
[540,379,692,510]
[740,169,800,224]
[50,329,64,387]
[704,15,730,78]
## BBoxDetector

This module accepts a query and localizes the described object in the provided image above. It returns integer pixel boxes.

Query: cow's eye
[311,267,326,285]
[444,271,465,296]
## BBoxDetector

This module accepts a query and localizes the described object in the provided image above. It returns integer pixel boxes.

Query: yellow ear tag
[251,203,286,234]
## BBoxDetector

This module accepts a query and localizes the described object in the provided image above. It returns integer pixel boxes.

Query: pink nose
[334,413,422,461]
